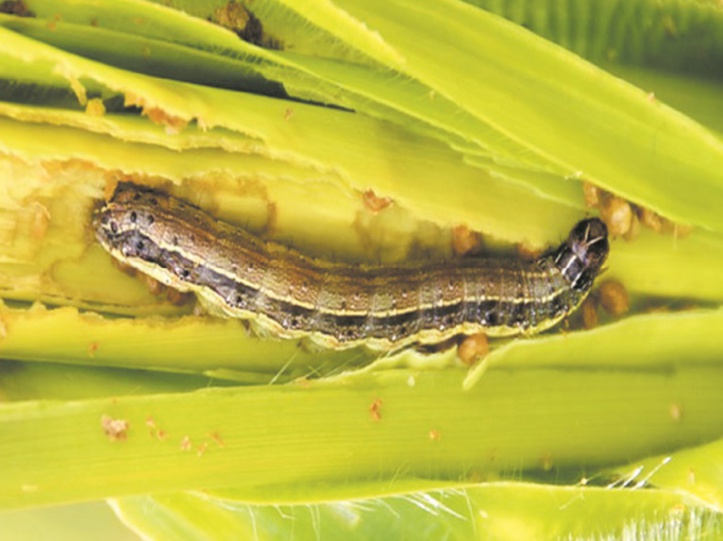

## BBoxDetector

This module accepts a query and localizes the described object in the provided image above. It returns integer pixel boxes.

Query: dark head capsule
[554,218,609,292]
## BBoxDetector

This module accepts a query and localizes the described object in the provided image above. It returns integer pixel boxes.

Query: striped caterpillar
[94,183,609,351]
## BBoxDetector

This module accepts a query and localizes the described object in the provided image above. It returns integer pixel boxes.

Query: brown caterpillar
[94,183,609,351]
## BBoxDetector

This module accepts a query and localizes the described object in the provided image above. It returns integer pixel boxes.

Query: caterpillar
[94,183,609,351]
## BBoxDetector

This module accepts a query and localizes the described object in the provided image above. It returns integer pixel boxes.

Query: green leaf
[0,0,722,538]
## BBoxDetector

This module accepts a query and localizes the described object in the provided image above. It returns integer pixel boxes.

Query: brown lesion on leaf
[140,107,188,134]
[209,431,225,447]
[101,414,129,442]
[146,416,167,440]
[361,189,393,214]
[209,1,283,50]
[451,224,484,257]
[180,435,192,451]
[124,94,188,133]
[165,287,192,307]
[369,397,383,421]
[46,12,61,31]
